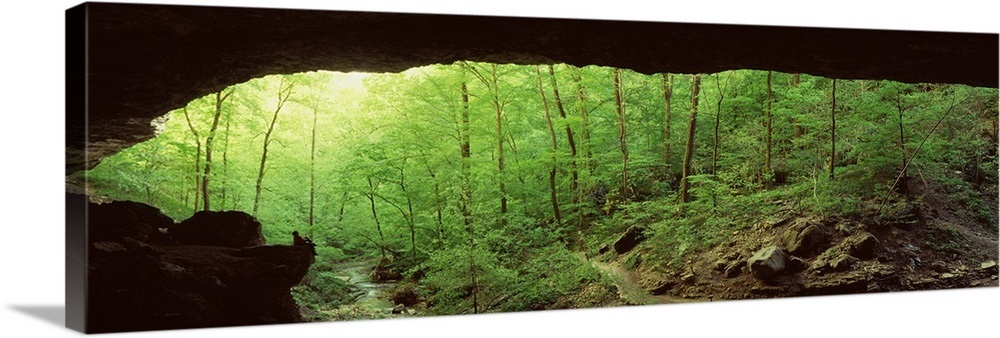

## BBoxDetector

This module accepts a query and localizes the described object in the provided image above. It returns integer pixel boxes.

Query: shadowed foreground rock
[85,201,313,333]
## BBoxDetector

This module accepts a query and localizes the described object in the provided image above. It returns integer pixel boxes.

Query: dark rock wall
[85,201,314,333]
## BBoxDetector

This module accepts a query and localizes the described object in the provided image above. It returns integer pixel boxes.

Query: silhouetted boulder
[170,211,266,248]
[613,226,646,254]
[84,200,314,333]
[88,243,315,333]
[88,200,174,242]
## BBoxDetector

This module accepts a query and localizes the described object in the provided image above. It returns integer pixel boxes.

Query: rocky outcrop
[387,282,422,307]
[846,232,879,259]
[85,201,313,333]
[888,206,922,229]
[748,246,788,280]
[782,219,830,257]
[810,247,860,274]
[88,200,174,243]
[613,226,646,254]
[169,210,266,248]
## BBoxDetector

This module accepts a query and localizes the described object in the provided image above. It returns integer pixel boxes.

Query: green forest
[86,62,999,319]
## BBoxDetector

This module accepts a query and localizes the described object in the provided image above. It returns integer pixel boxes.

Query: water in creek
[332,260,397,312]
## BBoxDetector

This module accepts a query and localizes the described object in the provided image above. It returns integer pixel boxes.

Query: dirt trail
[578,253,700,305]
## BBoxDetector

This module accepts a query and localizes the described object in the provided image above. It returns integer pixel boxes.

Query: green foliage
[85,62,997,317]
[501,245,604,311]
[418,246,516,314]
[292,270,356,311]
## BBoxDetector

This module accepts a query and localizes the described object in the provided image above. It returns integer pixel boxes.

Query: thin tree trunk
[549,65,578,192]
[253,79,293,216]
[457,70,479,313]
[459,80,472,229]
[571,67,593,232]
[202,90,232,212]
[662,73,674,172]
[830,78,837,180]
[680,75,702,203]
[309,105,318,236]
[765,71,773,177]
[613,68,629,199]
[792,74,804,139]
[712,73,725,175]
[467,208,479,315]
[220,106,232,208]
[366,177,386,260]
[571,67,593,171]
[397,158,417,259]
[426,164,444,245]
[537,66,562,228]
[182,107,202,214]
[491,65,508,220]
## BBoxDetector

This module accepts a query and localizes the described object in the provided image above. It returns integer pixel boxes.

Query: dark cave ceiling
[66,3,998,175]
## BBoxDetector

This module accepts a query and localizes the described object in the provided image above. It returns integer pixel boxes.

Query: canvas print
[65,2,999,333]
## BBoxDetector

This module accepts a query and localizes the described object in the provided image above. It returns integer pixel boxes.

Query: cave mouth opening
[80,58,999,328]
[70,4,1000,332]
[84,60,998,254]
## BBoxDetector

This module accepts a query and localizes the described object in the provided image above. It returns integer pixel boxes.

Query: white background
[0,0,997,337]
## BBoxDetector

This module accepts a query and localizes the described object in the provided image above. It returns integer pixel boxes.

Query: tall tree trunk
[765,71,773,178]
[613,69,629,199]
[398,158,417,259]
[182,107,202,214]
[467,203,479,315]
[426,164,444,245]
[792,73,804,139]
[253,79,293,216]
[571,67,593,232]
[366,177,386,260]
[309,105,318,236]
[490,65,508,220]
[457,75,478,314]
[662,73,674,172]
[571,67,593,171]
[680,75,702,203]
[537,66,562,228]
[712,73,725,175]
[459,80,472,229]
[202,89,232,212]
[830,78,837,180]
[220,105,232,208]
[549,65,578,192]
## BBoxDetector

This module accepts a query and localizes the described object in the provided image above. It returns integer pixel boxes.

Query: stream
[332,259,398,313]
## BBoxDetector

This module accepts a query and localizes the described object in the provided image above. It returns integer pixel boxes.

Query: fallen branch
[876,100,961,217]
